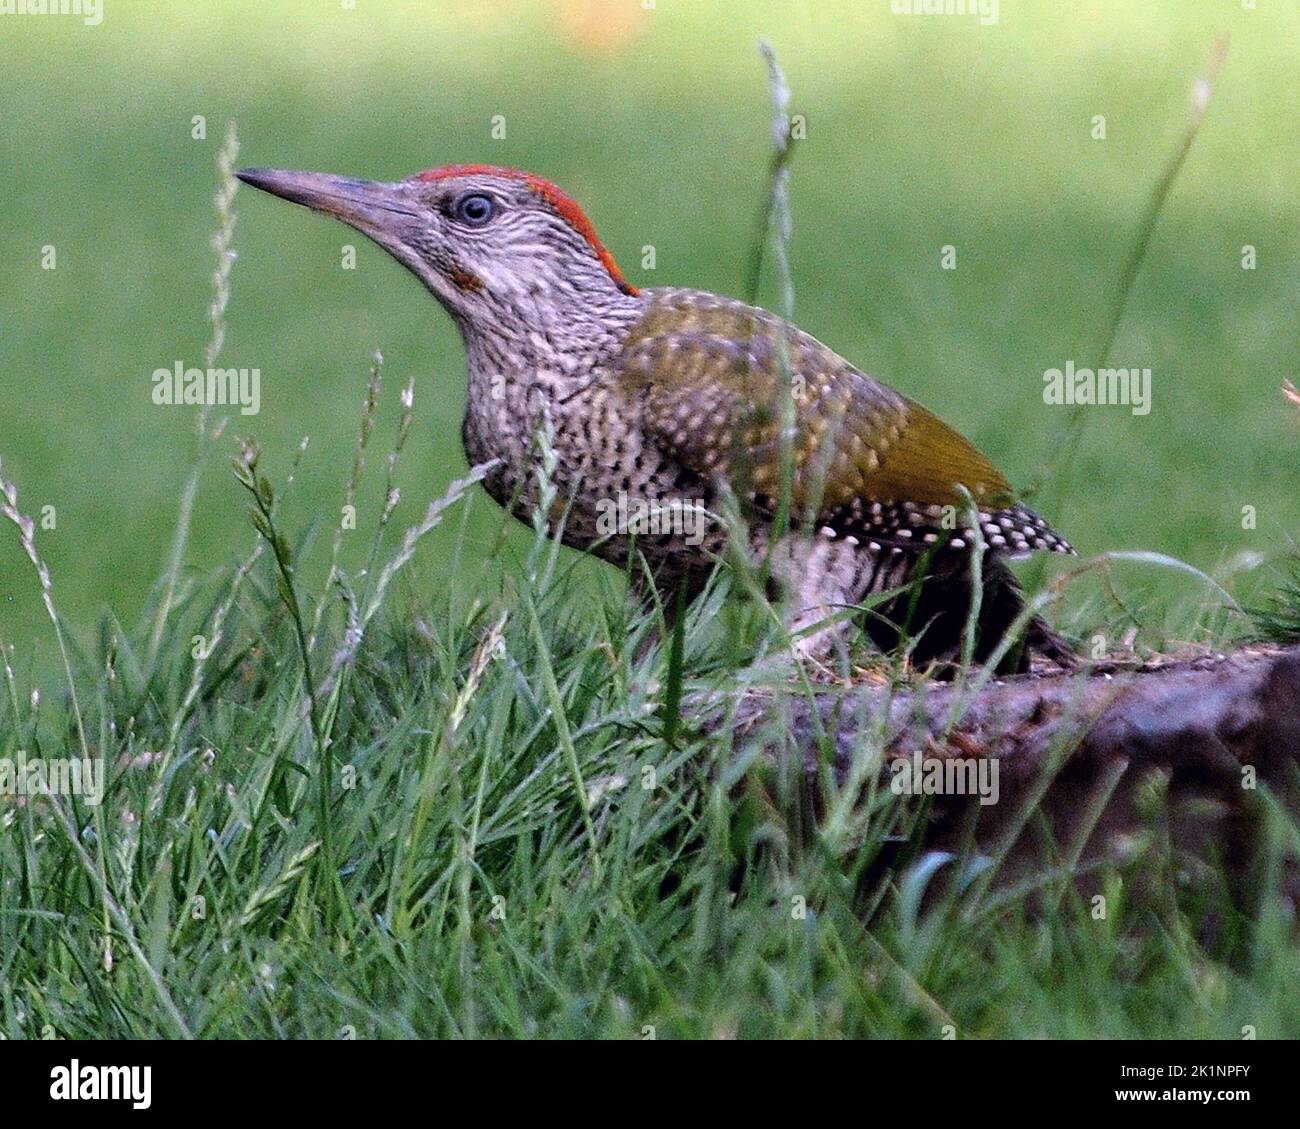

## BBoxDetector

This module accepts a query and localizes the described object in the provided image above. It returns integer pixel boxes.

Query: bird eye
[452,192,496,227]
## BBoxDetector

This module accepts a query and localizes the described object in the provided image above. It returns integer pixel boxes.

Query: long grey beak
[236,167,420,243]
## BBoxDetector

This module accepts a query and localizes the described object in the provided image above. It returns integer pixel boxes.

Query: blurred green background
[2,0,1298,685]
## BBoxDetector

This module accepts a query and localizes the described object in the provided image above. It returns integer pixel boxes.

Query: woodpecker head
[236,164,639,339]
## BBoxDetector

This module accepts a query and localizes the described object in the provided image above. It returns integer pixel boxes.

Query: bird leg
[761,532,869,668]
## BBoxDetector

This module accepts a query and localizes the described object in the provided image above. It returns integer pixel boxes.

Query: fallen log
[721,646,1300,917]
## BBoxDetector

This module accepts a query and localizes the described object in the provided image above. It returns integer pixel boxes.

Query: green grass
[3,0,1300,679]
[3,436,1299,1038]
[2,0,1300,1039]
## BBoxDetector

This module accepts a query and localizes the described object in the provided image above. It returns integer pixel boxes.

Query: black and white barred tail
[817,498,1074,559]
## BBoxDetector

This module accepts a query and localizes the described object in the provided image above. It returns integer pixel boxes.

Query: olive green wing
[616,290,1015,516]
